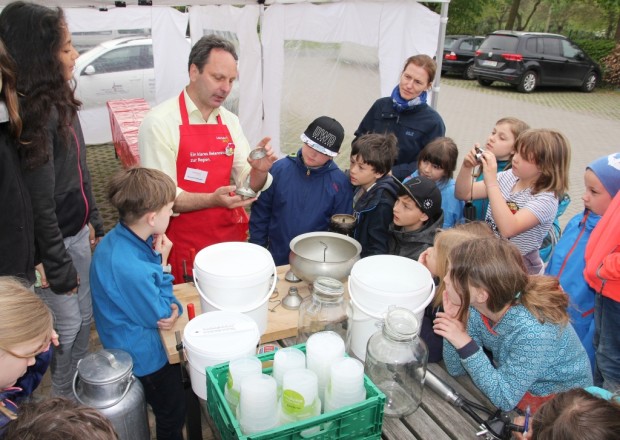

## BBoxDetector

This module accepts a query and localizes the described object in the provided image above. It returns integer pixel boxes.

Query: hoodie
[388,210,444,261]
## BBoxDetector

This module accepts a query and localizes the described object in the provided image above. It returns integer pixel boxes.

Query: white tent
[0,0,450,151]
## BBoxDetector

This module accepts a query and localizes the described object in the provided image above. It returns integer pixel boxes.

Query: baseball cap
[300,116,344,157]
[587,152,620,198]
[394,175,442,221]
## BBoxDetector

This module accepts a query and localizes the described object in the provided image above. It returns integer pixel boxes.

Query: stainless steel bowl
[289,232,362,283]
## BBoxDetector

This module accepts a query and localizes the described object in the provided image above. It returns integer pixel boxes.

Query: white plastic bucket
[349,256,433,311]
[183,311,260,400]
[193,242,275,310]
[347,282,435,361]
[195,272,276,336]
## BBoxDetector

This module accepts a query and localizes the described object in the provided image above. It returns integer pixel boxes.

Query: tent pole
[430,0,449,109]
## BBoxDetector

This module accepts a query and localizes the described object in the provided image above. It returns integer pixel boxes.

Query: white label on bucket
[191,321,257,336]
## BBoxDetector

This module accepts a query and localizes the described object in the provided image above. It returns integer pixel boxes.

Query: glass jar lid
[312,276,344,299]
[383,307,420,341]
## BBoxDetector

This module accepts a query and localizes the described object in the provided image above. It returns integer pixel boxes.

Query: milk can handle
[72,372,136,409]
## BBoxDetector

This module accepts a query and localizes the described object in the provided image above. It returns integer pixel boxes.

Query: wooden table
[382,363,497,440]
[160,264,318,364]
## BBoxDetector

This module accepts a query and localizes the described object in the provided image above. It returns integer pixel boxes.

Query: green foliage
[574,39,616,65]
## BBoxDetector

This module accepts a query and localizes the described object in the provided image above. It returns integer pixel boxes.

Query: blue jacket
[444,305,592,410]
[545,209,600,370]
[0,387,19,435]
[90,223,183,377]
[249,151,353,266]
[404,171,463,228]
[353,174,399,258]
[355,97,445,181]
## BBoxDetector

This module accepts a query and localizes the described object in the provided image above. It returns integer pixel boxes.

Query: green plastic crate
[206,344,385,440]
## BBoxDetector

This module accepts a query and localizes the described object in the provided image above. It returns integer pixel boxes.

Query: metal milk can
[73,349,150,440]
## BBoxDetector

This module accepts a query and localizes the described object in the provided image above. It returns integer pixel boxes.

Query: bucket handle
[72,371,135,409]
[193,267,277,313]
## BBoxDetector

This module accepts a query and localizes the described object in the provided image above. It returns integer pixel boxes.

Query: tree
[506,0,521,29]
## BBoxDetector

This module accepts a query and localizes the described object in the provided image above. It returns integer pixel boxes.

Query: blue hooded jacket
[545,209,600,370]
[249,150,353,266]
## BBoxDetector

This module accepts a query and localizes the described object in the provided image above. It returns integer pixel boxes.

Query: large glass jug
[296,276,348,343]
[364,307,428,417]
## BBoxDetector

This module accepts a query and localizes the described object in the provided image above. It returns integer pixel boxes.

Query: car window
[444,37,457,50]
[143,45,154,69]
[473,38,484,50]
[526,38,538,53]
[88,46,145,74]
[479,35,519,52]
[460,39,474,51]
[542,38,561,56]
[561,39,582,59]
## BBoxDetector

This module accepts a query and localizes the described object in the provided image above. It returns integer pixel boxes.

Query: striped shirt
[485,170,558,254]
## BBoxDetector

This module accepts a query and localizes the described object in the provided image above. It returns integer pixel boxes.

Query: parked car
[74,37,157,111]
[473,31,601,93]
[441,35,485,79]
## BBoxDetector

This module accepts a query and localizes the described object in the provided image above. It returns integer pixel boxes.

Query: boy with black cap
[249,116,353,265]
[389,175,444,260]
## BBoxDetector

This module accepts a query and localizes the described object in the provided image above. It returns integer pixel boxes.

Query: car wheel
[517,71,537,93]
[477,78,493,87]
[580,71,597,93]
[463,63,475,80]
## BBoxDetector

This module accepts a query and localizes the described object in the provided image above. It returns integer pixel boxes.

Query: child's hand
[35,263,49,289]
[480,150,498,179]
[418,248,430,268]
[153,234,173,264]
[462,144,481,168]
[441,290,461,319]
[157,303,179,330]
[433,312,471,349]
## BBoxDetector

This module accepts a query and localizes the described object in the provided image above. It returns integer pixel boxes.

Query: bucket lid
[76,349,133,384]
[194,242,274,278]
[183,311,260,359]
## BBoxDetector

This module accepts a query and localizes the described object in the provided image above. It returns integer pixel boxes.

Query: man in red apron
[139,35,276,282]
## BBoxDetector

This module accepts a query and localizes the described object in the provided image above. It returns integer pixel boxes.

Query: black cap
[394,175,442,220]
[300,116,344,157]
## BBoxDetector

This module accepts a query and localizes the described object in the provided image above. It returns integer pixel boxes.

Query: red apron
[166,92,249,282]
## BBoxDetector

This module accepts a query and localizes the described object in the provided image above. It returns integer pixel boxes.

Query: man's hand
[213,185,256,209]
[158,303,180,330]
[247,137,277,173]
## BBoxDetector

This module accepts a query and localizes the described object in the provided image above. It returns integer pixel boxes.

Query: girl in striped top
[455,129,570,274]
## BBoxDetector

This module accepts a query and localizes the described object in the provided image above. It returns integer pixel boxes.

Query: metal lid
[76,349,133,385]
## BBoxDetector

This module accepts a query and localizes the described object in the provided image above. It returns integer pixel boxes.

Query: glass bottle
[364,307,428,417]
[296,277,348,344]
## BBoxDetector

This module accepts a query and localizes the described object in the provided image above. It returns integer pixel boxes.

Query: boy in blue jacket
[249,116,353,265]
[90,168,185,440]
[350,133,399,257]
[546,152,620,371]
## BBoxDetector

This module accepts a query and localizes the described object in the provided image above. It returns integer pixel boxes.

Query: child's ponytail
[520,275,569,325]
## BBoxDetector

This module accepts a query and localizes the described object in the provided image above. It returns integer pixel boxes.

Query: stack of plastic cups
[323,357,366,412]
[306,331,345,403]
[224,356,262,414]
[272,347,306,396]
[278,369,321,426]
[237,374,279,435]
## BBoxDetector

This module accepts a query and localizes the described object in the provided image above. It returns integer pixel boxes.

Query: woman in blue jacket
[354,54,445,181]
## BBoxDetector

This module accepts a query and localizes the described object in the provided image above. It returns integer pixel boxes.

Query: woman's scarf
[391,85,427,113]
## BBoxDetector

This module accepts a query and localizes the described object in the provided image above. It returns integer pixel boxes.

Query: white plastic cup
[272,347,306,390]
[224,356,262,413]
[324,358,366,412]
[237,374,278,434]
[279,369,321,424]
[306,332,345,401]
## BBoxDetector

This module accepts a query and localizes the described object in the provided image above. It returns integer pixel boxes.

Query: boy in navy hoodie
[350,133,399,257]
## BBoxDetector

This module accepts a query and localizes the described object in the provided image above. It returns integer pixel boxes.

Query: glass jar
[296,277,348,343]
[364,307,428,417]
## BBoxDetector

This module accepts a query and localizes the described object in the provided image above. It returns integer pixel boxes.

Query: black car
[473,31,601,93]
[441,35,485,79]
